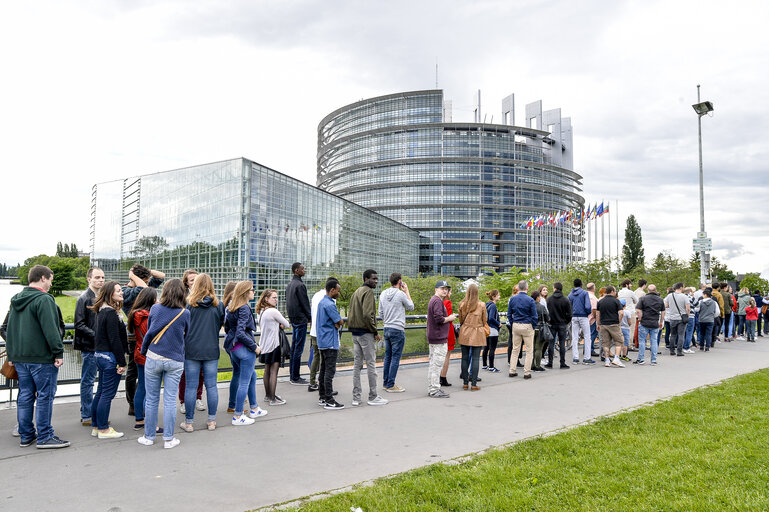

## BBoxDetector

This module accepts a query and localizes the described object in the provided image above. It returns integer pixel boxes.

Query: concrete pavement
[2,339,768,512]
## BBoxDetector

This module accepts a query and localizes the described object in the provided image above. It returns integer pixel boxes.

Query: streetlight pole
[693,85,714,285]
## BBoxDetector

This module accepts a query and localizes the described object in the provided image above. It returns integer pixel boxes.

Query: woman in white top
[256,289,290,406]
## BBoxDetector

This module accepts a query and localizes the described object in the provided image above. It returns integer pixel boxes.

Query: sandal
[207,420,216,431]
[179,421,194,433]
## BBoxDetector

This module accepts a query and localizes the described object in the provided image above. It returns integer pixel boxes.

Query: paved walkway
[2,340,769,512]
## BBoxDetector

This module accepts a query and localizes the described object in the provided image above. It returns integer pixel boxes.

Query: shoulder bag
[278,327,291,366]
[0,350,19,381]
[141,308,184,356]
[672,295,689,322]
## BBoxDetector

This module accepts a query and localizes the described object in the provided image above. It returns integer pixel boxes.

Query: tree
[738,273,769,295]
[621,215,644,274]
[56,242,64,257]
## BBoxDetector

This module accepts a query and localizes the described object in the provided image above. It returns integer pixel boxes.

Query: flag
[596,202,604,217]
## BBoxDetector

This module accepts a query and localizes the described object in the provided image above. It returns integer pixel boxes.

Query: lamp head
[692,101,714,116]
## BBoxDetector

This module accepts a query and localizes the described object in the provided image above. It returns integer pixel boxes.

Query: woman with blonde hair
[223,281,262,425]
[256,289,291,406]
[180,273,225,432]
[457,284,488,390]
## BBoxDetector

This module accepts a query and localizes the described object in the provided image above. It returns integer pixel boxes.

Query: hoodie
[568,287,592,317]
[737,292,751,316]
[185,296,225,360]
[5,287,63,363]
[377,287,414,331]
[547,289,572,325]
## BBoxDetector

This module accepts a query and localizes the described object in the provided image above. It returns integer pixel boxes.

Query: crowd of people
[3,263,768,450]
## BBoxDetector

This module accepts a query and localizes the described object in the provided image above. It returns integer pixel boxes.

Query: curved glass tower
[317,89,585,278]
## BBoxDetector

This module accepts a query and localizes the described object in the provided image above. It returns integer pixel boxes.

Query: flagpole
[601,206,605,261]
[608,201,612,267]
[616,200,620,276]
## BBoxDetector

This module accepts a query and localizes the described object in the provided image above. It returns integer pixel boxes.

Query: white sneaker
[683,349,694,354]
[164,438,181,449]
[137,436,154,446]
[351,399,361,407]
[179,402,186,415]
[604,359,611,367]
[12,424,20,437]
[195,399,205,411]
[737,336,746,341]
[611,357,625,368]
[367,396,389,406]
[232,415,255,426]
[248,407,268,419]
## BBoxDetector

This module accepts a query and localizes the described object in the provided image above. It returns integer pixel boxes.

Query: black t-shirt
[597,296,622,325]
[637,293,665,328]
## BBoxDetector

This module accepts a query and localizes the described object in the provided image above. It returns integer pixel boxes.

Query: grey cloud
[712,240,750,260]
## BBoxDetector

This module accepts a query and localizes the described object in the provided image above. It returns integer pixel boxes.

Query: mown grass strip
[290,369,769,511]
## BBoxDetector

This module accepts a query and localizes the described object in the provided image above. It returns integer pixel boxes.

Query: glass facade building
[91,158,419,309]
[317,90,585,278]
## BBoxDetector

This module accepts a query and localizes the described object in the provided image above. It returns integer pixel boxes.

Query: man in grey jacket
[697,289,719,351]
[664,282,690,357]
[378,273,414,393]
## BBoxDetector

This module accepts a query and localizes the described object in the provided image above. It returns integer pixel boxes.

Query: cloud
[712,240,751,260]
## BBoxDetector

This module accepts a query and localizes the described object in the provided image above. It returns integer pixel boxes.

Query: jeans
[621,327,631,348]
[135,364,146,422]
[549,324,568,365]
[664,321,671,347]
[143,356,184,441]
[669,319,687,354]
[352,332,378,401]
[309,336,320,386]
[428,343,448,394]
[230,346,257,413]
[460,345,480,385]
[178,368,204,402]
[318,348,339,402]
[712,316,722,346]
[92,352,121,430]
[723,312,732,337]
[79,351,97,420]
[747,319,756,340]
[227,350,241,410]
[570,317,591,360]
[382,328,406,389]
[290,322,308,381]
[482,335,499,368]
[184,359,219,421]
[737,315,747,337]
[590,321,598,346]
[698,322,714,349]
[15,362,58,443]
[125,334,137,408]
[637,325,659,363]
[684,316,696,349]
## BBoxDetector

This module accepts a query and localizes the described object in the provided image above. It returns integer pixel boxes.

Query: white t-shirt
[309,288,326,338]
[618,287,638,316]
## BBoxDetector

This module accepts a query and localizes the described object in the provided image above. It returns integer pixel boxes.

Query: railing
[1,314,513,396]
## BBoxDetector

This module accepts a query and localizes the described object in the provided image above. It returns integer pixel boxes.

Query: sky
[1,0,767,278]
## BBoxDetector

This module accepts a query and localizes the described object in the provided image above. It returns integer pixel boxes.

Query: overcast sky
[1,0,767,278]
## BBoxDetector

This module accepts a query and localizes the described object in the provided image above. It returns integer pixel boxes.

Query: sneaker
[633,359,645,365]
[164,438,181,449]
[488,367,501,373]
[137,436,154,446]
[428,389,450,398]
[91,428,98,437]
[98,427,124,439]
[195,399,205,411]
[620,355,631,362]
[560,363,570,369]
[290,378,309,386]
[248,407,268,419]
[736,336,746,341]
[308,383,319,392]
[19,437,36,448]
[572,358,580,364]
[367,396,389,406]
[226,407,235,413]
[231,415,255,426]
[583,359,596,365]
[179,421,194,433]
[179,403,186,415]
[269,396,286,406]
[317,399,327,407]
[351,399,361,407]
[604,359,611,367]
[650,361,658,366]
[81,419,92,427]
[207,421,216,431]
[12,424,20,437]
[683,349,694,354]
[324,399,345,410]
[544,363,553,369]
[36,436,70,449]
[481,365,488,370]
[385,385,406,393]
[611,358,625,368]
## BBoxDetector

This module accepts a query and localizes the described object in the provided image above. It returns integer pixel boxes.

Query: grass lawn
[291,369,769,511]
[55,294,77,323]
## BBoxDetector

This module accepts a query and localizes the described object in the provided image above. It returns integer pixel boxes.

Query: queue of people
[4,263,768,450]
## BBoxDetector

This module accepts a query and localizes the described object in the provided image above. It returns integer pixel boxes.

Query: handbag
[762,305,768,315]
[0,350,19,381]
[141,308,184,356]
[671,294,689,322]
[540,324,554,343]
[278,328,291,367]
[483,323,491,337]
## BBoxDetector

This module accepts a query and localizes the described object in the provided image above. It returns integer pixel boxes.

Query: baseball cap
[435,280,451,289]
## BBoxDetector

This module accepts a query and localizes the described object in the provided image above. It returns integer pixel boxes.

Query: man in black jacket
[73,267,104,426]
[546,282,571,369]
[285,262,311,385]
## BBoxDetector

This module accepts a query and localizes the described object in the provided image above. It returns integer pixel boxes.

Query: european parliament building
[90,158,419,298]
[317,90,585,277]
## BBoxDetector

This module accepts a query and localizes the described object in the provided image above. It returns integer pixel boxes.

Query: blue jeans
[698,322,714,349]
[621,327,631,347]
[290,323,307,381]
[15,362,58,443]
[590,322,598,345]
[227,350,240,409]
[382,328,406,389]
[230,346,257,413]
[184,359,219,421]
[92,352,120,430]
[684,316,696,349]
[637,325,659,363]
[143,357,184,441]
[737,315,747,336]
[79,351,97,420]
[134,363,146,422]
[747,319,756,339]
